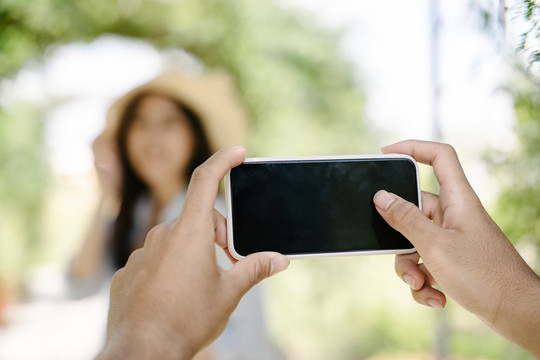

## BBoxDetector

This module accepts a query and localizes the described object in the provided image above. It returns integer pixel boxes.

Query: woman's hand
[92,134,122,198]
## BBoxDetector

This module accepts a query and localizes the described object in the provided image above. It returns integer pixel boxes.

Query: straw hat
[99,72,248,153]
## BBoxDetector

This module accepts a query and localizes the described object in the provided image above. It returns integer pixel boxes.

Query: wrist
[488,270,540,357]
[97,320,195,360]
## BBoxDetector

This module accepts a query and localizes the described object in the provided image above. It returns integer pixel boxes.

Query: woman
[70,73,278,360]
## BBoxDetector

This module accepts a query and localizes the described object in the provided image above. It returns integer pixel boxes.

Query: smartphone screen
[226,155,420,259]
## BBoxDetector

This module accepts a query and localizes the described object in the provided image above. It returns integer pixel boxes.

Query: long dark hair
[111,92,211,269]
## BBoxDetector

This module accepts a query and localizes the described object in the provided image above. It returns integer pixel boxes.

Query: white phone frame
[225,154,421,260]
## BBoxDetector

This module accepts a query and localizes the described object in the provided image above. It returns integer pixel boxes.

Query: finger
[91,134,105,155]
[411,285,447,309]
[226,252,289,295]
[93,148,115,171]
[182,146,246,222]
[213,209,238,264]
[113,249,145,292]
[221,247,238,265]
[124,248,145,269]
[395,253,424,291]
[420,191,442,223]
[408,261,445,309]
[373,190,439,251]
[418,262,437,287]
[213,209,228,249]
[381,140,471,193]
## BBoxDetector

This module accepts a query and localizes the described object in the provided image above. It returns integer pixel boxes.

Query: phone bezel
[225,154,421,260]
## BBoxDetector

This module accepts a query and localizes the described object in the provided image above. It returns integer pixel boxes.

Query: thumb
[226,252,289,295]
[373,190,437,249]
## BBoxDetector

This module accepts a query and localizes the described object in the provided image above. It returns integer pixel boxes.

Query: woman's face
[126,95,196,188]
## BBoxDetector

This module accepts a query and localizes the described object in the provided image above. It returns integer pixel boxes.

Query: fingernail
[373,190,397,211]
[427,299,443,309]
[270,255,290,276]
[404,274,416,290]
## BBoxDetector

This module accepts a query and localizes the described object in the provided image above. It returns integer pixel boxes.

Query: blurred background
[0,0,539,359]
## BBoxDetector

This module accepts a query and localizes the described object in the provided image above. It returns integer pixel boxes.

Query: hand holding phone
[225,155,421,259]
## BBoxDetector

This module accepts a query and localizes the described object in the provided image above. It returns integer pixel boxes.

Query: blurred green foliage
[515,0,540,73]
[0,0,368,285]
[490,74,540,270]
[1,1,535,359]
[265,256,532,360]
[0,103,49,283]
[477,0,539,79]
[0,0,368,156]
[266,257,432,359]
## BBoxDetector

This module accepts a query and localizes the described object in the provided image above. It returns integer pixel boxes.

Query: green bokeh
[0,1,538,359]
[0,0,369,286]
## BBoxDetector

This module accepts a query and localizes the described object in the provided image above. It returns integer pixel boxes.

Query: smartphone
[225,154,421,259]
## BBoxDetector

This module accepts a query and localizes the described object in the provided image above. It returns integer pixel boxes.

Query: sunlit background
[0,0,539,359]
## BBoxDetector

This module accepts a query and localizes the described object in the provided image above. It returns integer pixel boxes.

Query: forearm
[72,194,118,278]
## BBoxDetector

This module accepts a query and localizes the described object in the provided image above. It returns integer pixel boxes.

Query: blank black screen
[230,158,418,256]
